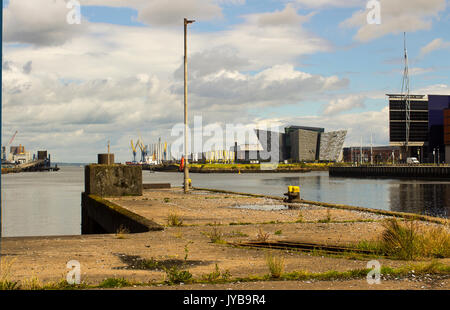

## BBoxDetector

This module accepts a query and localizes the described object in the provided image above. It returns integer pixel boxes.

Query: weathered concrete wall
[143,183,171,189]
[85,164,142,197]
[81,193,163,234]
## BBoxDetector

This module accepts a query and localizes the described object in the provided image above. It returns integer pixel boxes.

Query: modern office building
[255,126,347,163]
[388,94,450,163]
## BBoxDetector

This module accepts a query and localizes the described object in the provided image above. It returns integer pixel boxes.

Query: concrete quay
[329,165,450,180]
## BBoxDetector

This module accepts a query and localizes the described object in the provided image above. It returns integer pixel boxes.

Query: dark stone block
[85,164,142,197]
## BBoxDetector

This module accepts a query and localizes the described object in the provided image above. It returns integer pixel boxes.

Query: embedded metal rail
[230,241,380,256]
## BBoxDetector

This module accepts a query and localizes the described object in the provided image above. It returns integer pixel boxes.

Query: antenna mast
[401,32,411,157]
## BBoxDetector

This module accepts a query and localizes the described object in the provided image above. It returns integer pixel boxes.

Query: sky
[2,0,450,163]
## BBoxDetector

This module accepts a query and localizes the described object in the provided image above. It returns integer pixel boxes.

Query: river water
[1,166,449,237]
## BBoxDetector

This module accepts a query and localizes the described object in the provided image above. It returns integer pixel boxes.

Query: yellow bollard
[285,186,301,202]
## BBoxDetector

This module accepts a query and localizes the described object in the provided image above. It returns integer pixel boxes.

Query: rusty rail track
[229,241,382,257]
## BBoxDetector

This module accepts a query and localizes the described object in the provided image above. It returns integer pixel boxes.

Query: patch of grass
[420,226,450,258]
[266,252,284,279]
[43,279,90,290]
[380,219,420,260]
[0,280,20,290]
[98,277,132,288]
[115,225,130,239]
[0,258,20,290]
[21,277,43,290]
[256,228,270,242]
[274,230,282,235]
[357,219,450,260]
[167,212,183,227]
[201,264,232,283]
[206,225,225,244]
[163,197,171,203]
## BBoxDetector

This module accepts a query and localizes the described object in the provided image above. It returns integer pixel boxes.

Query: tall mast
[401,32,411,157]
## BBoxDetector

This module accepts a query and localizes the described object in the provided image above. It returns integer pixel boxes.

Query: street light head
[185,18,196,24]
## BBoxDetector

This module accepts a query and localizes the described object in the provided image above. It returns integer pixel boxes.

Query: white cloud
[294,0,365,8]
[322,95,366,115]
[255,3,315,27]
[419,38,450,57]
[415,83,450,95]
[340,0,446,42]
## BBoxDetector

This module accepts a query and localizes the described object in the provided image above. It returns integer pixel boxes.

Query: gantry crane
[130,139,139,163]
[138,139,148,163]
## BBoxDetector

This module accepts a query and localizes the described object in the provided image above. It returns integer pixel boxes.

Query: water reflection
[259,174,449,218]
[390,184,449,218]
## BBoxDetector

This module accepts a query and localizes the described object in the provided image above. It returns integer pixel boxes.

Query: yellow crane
[130,139,138,162]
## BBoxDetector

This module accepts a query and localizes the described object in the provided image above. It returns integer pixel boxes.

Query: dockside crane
[130,139,138,163]
[138,139,148,163]
[8,131,18,146]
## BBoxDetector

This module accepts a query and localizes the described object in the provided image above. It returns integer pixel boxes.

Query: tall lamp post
[184,18,195,193]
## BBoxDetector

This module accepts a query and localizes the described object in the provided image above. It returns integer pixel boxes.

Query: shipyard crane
[137,139,148,163]
[8,131,18,146]
[130,139,139,163]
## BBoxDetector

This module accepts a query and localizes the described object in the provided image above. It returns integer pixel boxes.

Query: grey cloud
[22,61,32,74]
[3,0,87,46]
[174,47,251,80]
[172,65,349,107]
[137,0,222,26]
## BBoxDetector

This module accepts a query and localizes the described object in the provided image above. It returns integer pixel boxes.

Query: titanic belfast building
[388,94,450,163]
[255,126,347,163]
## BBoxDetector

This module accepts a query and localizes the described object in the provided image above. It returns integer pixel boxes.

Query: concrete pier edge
[82,193,163,234]
[193,187,449,226]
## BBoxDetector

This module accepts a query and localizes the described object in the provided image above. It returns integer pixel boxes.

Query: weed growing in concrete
[164,266,193,285]
[296,211,304,223]
[265,252,284,279]
[167,212,183,227]
[184,242,193,261]
[274,230,282,235]
[256,228,270,242]
[201,264,231,283]
[163,198,171,203]
[207,225,225,244]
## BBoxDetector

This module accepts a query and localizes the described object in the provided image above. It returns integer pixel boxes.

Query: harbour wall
[81,193,163,234]
[329,165,450,180]
[82,164,163,234]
